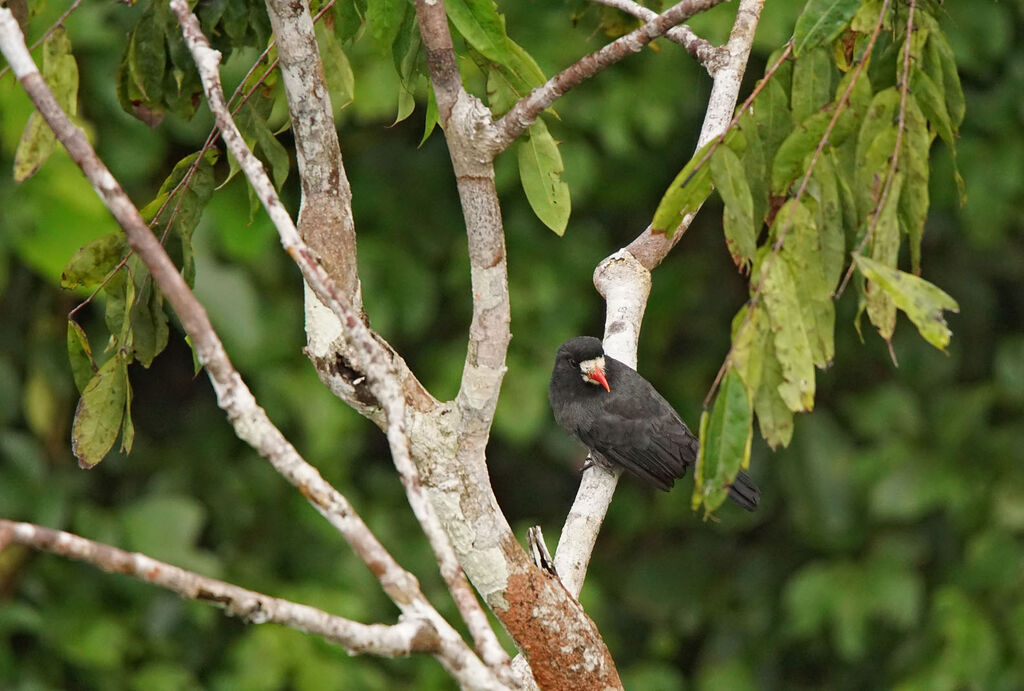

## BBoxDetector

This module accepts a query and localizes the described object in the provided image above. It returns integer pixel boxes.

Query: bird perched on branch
[548,336,759,511]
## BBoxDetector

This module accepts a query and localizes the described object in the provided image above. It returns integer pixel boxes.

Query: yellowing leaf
[694,368,753,514]
[72,355,129,469]
[13,28,79,182]
[711,145,756,270]
[854,255,959,351]
[759,249,816,412]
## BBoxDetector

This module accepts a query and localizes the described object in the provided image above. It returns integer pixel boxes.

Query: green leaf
[71,354,128,469]
[67,320,97,394]
[148,150,218,286]
[653,131,743,235]
[391,7,421,124]
[854,254,959,351]
[738,110,769,229]
[711,145,756,270]
[791,46,834,123]
[128,4,166,103]
[792,0,861,57]
[315,23,355,113]
[691,409,711,512]
[771,104,857,194]
[754,321,795,448]
[517,118,570,235]
[445,0,512,66]
[864,173,904,342]
[131,281,169,369]
[420,85,439,146]
[926,28,965,130]
[808,154,845,290]
[60,233,127,289]
[899,94,932,274]
[366,0,408,52]
[910,70,954,147]
[121,374,134,455]
[333,0,366,42]
[759,248,816,412]
[13,27,79,182]
[776,200,835,367]
[752,76,794,167]
[695,368,753,514]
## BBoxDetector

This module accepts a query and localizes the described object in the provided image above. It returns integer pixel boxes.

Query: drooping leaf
[791,46,834,123]
[315,23,355,113]
[926,28,965,130]
[854,254,959,351]
[771,104,857,194]
[121,374,135,455]
[445,0,512,67]
[730,304,765,393]
[333,0,366,42]
[752,76,794,167]
[14,27,79,181]
[421,85,439,146]
[517,118,570,235]
[67,321,97,394]
[899,94,932,273]
[711,145,756,271]
[72,354,129,469]
[391,7,421,124]
[759,249,816,412]
[808,154,845,290]
[60,234,127,289]
[776,200,835,367]
[738,110,769,229]
[864,173,904,342]
[131,280,169,369]
[653,131,744,235]
[910,70,954,147]
[366,0,408,53]
[792,0,861,57]
[694,368,753,514]
[754,322,795,448]
[147,150,218,285]
[691,410,711,513]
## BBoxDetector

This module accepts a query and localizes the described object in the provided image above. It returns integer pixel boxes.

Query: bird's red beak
[590,366,610,392]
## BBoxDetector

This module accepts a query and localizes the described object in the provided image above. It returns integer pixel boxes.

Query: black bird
[549,336,759,511]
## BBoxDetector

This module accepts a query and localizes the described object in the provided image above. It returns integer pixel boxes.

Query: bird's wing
[575,377,698,490]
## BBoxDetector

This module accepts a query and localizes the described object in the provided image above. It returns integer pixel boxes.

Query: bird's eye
[568,358,578,368]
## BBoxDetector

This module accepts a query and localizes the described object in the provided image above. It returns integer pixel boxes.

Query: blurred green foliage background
[2,0,1023,689]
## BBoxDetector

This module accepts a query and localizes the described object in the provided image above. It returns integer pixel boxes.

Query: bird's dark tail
[728,469,759,511]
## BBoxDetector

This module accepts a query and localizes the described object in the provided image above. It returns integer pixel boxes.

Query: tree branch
[263,0,360,305]
[589,0,720,69]
[0,11,502,689]
[0,520,439,657]
[552,0,765,598]
[493,0,729,151]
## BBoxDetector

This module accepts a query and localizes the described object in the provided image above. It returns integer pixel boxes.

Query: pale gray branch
[589,0,720,68]
[0,520,439,657]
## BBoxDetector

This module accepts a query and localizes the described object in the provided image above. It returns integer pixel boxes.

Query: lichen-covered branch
[263,0,360,305]
[552,0,765,597]
[0,520,439,658]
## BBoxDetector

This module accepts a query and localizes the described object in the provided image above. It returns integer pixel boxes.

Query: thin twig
[0,520,440,657]
[589,0,718,67]
[493,0,730,151]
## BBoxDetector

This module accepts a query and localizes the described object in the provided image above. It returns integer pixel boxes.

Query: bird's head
[555,336,611,392]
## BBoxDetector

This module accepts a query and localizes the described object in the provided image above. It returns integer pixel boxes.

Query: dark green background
[2,0,1022,688]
